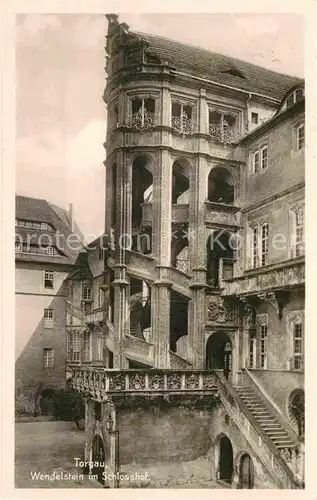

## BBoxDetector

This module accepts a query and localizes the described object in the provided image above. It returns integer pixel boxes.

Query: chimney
[69,203,74,232]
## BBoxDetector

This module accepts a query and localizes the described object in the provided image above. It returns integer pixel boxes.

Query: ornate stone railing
[141,203,189,225]
[208,123,240,145]
[85,309,103,325]
[169,351,192,369]
[123,335,155,365]
[70,368,218,399]
[171,114,195,137]
[126,109,159,130]
[222,259,305,297]
[66,301,85,326]
[214,372,300,489]
[169,266,191,298]
[204,201,240,226]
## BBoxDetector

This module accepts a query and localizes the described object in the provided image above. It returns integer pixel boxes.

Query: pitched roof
[15,195,84,265]
[134,32,301,101]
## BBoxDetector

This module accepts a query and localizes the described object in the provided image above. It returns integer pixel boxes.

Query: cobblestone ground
[15,421,222,489]
[15,421,103,488]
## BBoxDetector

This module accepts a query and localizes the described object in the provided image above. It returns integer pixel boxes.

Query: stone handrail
[213,372,299,489]
[66,301,85,324]
[243,368,300,447]
[222,259,305,297]
[70,367,218,398]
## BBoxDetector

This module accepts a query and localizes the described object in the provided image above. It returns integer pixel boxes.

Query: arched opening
[129,278,151,341]
[288,389,305,438]
[170,290,188,352]
[239,453,254,489]
[91,434,105,485]
[206,231,234,287]
[218,435,234,484]
[39,387,58,415]
[171,226,189,274]
[172,161,190,204]
[132,155,153,252]
[206,331,232,378]
[208,167,234,204]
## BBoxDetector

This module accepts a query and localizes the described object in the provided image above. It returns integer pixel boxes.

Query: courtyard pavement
[15,421,223,489]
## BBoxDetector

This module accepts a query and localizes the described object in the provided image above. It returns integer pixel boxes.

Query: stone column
[188,152,208,368]
[112,150,132,369]
[151,149,172,368]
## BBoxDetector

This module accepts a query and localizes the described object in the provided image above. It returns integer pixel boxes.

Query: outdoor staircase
[234,385,296,451]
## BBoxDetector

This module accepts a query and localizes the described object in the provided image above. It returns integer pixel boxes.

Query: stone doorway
[206,331,232,378]
[91,434,105,485]
[239,453,254,489]
[218,436,233,484]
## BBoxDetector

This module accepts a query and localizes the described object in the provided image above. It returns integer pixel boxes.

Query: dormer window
[286,88,304,109]
[129,97,157,129]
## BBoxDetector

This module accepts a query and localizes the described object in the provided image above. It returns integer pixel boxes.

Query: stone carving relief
[207,296,235,323]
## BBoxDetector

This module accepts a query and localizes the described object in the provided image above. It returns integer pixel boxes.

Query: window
[261,223,269,266]
[15,242,22,252]
[250,222,269,269]
[294,206,304,257]
[172,102,193,136]
[260,324,268,368]
[15,219,54,231]
[252,145,268,173]
[248,331,256,368]
[43,348,54,368]
[251,226,258,268]
[251,112,259,125]
[82,285,92,301]
[130,97,156,128]
[44,270,54,289]
[67,331,81,362]
[297,124,305,151]
[83,331,91,362]
[287,88,304,109]
[44,309,54,329]
[208,109,237,144]
[261,146,268,170]
[293,323,303,370]
[97,335,103,361]
[98,287,105,309]
[45,246,54,255]
[253,151,260,173]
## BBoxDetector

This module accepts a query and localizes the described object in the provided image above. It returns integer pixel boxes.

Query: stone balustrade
[222,258,305,297]
[70,367,218,400]
[204,201,240,227]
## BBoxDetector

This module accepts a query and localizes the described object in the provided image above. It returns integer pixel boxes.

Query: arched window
[288,389,304,437]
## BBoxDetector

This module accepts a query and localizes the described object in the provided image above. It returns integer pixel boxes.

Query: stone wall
[84,399,280,488]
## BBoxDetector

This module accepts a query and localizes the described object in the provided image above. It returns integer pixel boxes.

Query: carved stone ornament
[208,296,235,323]
[258,290,291,320]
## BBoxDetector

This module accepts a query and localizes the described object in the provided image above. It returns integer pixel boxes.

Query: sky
[16,13,304,241]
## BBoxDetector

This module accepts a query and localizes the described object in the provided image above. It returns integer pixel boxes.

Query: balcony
[141,203,189,226]
[205,201,240,227]
[70,367,218,403]
[222,258,305,297]
[85,309,104,325]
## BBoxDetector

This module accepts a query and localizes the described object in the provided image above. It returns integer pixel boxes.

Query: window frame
[296,123,305,151]
[43,308,54,329]
[82,285,92,301]
[251,144,268,173]
[290,203,305,258]
[43,348,54,368]
[249,219,269,269]
[44,270,54,289]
